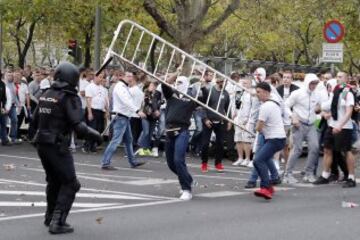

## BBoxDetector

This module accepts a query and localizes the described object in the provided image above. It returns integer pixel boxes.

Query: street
[0,143,360,240]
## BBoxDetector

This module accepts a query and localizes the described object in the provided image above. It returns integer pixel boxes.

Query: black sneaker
[270,177,282,186]
[131,162,146,168]
[244,181,256,189]
[313,176,330,185]
[101,165,118,170]
[328,174,339,183]
[342,179,356,188]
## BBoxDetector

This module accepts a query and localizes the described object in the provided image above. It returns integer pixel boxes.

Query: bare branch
[198,0,240,38]
[143,0,176,38]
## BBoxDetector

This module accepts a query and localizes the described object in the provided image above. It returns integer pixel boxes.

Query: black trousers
[37,144,81,215]
[201,122,225,164]
[130,117,142,148]
[84,109,104,151]
[331,150,349,179]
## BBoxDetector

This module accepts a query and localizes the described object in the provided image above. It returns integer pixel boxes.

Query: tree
[143,0,240,53]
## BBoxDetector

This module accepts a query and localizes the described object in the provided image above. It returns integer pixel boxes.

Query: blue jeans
[101,116,138,167]
[0,113,8,142]
[165,130,193,191]
[253,138,286,188]
[248,133,279,183]
[8,105,17,141]
[138,119,157,149]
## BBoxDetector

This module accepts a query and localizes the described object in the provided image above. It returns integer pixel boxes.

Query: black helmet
[53,62,80,88]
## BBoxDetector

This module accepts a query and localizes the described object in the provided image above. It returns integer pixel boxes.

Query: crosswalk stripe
[0,201,122,208]
[0,190,156,200]
[196,191,247,198]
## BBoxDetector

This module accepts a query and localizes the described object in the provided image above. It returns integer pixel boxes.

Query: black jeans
[37,144,81,214]
[130,117,142,148]
[84,109,104,151]
[201,122,225,164]
[331,150,348,179]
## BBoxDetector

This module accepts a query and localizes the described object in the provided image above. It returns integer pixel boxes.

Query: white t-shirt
[283,87,290,100]
[258,101,286,139]
[85,82,108,111]
[129,85,144,118]
[16,82,29,107]
[329,91,355,129]
[79,78,89,109]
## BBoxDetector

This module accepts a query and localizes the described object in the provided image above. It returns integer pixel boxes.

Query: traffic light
[68,39,77,58]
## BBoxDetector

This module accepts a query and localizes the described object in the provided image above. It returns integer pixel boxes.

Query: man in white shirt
[314,71,356,188]
[128,74,144,152]
[79,68,90,119]
[14,69,30,141]
[283,73,321,183]
[0,71,12,146]
[253,82,286,200]
[83,72,108,153]
[101,71,146,170]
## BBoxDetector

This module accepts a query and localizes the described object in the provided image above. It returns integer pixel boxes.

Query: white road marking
[0,199,180,222]
[0,178,176,200]
[125,179,178,185]
[0,154,152,173]
[21,167,146,180]
[0,190,157,200]
[193,175,248,181]
[289,183,316,188]
[20,167,179,187]
[196,191,247,198]
[0,201,121,208]
[243,186,295,192]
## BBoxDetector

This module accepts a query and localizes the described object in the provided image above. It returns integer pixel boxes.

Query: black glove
[74,122,103,144]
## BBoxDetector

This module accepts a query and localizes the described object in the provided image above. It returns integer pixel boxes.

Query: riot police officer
[32,62,103,234]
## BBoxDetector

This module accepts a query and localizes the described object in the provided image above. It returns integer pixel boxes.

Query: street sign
[323,20,345,43]
[321,43,343,63]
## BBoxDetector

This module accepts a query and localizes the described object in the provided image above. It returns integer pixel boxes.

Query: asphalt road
[0,143,360,240]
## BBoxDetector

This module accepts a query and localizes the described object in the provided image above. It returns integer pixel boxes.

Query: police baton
[96,56,113,76]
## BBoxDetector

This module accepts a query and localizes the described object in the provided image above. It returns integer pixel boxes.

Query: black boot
[49,210,74,234]
[44,212,52,227]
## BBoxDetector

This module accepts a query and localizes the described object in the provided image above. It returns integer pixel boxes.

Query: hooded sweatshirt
[285,74,321,125]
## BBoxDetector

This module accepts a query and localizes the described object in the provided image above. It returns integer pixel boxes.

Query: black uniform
[32,62,102,234]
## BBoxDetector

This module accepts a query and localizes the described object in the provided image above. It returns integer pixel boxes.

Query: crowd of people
[1,64,360,201]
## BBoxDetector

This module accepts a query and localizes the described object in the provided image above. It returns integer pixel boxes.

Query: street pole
[94,5,101,71]
[0,12,3,71]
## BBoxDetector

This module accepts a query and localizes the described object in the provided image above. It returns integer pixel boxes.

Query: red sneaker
[215,163,224,172]
[254,187,272,200]
[268,186,275,195]
[201,163,208,173]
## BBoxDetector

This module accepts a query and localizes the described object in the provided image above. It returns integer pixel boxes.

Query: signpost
[322,43,343,63]
[323,19,345,43]
[321,20,345,68]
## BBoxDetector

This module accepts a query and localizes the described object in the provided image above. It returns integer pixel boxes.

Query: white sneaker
[303,174,317,183]
[241,159,250,167]
[246,161,254,168]
[152,147,159,157]
[179,190,192,201]
[232,159,243,166]
[283,174,298,184]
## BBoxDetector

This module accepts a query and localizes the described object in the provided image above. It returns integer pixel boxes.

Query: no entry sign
[323,20,345,43]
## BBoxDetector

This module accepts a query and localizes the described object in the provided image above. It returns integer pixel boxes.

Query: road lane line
[0,201,122,208]
[0,199,180,223]
[196,191,248,198]
[0,178,176,200]
[0,154,153,173]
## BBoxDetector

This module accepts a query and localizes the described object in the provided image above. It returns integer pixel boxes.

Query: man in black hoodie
[162,73,208,201]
